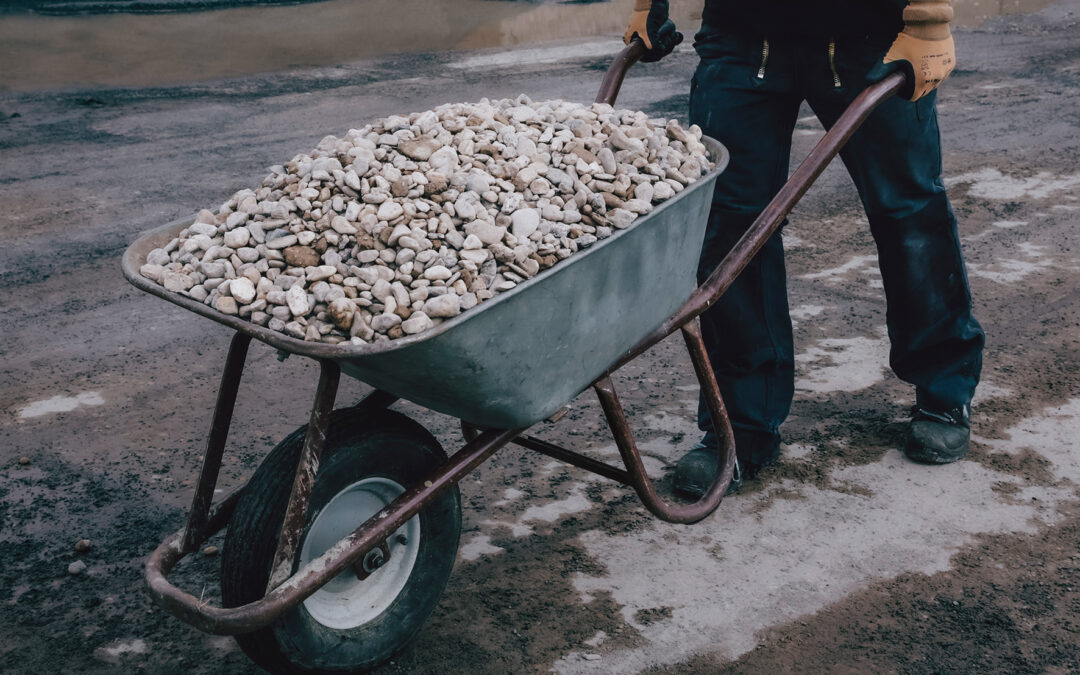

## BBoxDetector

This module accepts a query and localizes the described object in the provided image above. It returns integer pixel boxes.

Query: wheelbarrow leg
[266,359,341,591]
[593,322,737,525]
[679,320,739,490]
[183,332,253,553]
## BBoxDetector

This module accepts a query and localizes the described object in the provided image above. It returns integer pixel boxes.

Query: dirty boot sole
[904,419,970,464]
[673,446,742,498]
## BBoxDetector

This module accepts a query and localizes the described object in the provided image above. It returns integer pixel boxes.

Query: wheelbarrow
[122,38,906,673]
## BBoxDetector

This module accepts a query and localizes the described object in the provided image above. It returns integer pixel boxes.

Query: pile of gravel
[141,95,712,344]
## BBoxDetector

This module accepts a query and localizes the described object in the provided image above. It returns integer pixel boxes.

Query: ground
[1,1,1079,673]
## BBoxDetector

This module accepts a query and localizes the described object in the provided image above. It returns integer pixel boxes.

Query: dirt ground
[1,1,1079,673]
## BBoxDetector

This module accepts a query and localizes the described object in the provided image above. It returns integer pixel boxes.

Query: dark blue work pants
[689,29,984,472]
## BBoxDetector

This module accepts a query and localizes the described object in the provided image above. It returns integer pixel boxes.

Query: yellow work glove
[878,0,956,100]
[623,0,683,63]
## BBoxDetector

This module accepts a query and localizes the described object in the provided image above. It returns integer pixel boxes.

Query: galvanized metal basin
[123,137,728,428]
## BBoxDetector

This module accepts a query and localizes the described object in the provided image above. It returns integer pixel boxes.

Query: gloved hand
[623,0,683,63]
[872,0,956,100]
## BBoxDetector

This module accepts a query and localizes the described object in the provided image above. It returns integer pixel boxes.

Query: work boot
[673,441,742,498]
[904,403,971,464]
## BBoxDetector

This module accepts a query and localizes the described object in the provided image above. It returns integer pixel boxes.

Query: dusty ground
[1,1,1079,673]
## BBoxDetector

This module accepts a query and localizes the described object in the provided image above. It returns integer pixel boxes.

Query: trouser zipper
[757,39,770,79]
[827,38,842,87]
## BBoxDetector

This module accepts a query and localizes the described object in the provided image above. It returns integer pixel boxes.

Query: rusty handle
[596,38,648,106]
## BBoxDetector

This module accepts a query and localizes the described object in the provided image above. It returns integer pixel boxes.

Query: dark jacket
[702,0,908,39]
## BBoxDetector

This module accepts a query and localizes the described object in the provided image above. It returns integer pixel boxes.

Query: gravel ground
[1,1,1079,673]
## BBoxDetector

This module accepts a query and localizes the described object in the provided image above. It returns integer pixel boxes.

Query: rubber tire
[221,409,461,674]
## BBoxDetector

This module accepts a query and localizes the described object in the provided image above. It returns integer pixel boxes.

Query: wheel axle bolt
[362,548,385,574]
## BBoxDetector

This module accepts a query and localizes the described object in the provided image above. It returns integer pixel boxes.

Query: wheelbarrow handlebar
[596,38,648,106]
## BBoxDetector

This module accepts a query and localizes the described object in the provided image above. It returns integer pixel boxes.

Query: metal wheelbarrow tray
[122,135,728,431]
[124,37,906,674]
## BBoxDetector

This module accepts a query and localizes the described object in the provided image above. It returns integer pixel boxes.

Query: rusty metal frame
[141,43,905,637]
[496,322,738,524]
[181,331,251,552]
[145,340,522,634]
[266,360,341,591]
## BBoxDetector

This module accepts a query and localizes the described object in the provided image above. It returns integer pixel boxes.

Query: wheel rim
[299,477,421,630]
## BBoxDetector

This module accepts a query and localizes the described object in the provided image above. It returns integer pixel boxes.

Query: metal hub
[361,547,385,574]
[299,477,420,630]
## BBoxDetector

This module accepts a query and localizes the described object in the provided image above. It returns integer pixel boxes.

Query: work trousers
[689,28,984,472]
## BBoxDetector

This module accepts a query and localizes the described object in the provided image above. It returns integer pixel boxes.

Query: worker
[623,0,985,496]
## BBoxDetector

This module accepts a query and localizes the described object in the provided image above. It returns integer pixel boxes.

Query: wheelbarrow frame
[131,40,905,637]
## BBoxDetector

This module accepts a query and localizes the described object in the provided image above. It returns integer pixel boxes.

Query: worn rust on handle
[265,359,342,592]
[596,38,647,106]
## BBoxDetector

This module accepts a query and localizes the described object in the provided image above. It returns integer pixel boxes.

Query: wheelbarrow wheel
[221,409,461,674]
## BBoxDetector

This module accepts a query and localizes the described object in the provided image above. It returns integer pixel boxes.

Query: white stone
[459,248,490,265]
[607,208,637,229]
[454,193,480,220]
[598,147,617,174]
[215,296,239,315]
[371,279,393,302]
[265,234,298,249]
[139,264,166,283]
[422,265,452,281]
[378,201,404,221]
[510,208,540,239]
[466,173,491,194]
[622,199,653,215]
[189,221,217,238]
[397,236,422,251]
[401,312,434,335]
[344,170,362,190]
[247,221,266,243]
[306,265,337,282]
[146,248,170,266]
[653,180,676,200]
[331,216,357,234]
[344,201,362,221]
[429,146,459,175]
[230,277,256,304]
[223,227,250,248]
[423,293,461,318]
[464,220,506,246]
[371,312,402,333]
[225,211,248,229]
[286,284,310,316]
[163,272,194,292]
